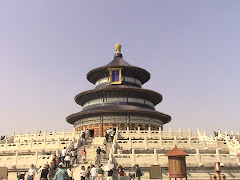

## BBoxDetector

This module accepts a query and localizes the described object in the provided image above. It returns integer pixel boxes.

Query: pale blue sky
[0,1,239,136]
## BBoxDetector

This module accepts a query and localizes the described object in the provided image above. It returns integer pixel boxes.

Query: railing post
[148,127,152,138]
[197,129,200,138]
[159,127,162,139]
[174,136,178,146]
[188,128,192,139]
[159,137,163,149]
[132,148,136,166]
[188,136,193,149]
[215,138,219,149]
[129,136,132,149]
[179,128,183,139]
[35,150,38,165]
[196,149,202,166]
[15,151,18,165]
[217,129,221,139]
[202,139,207,149]
[216,149,221,162]
[137,127,141,138]
[144,136,148,150]
[126,127,130,138]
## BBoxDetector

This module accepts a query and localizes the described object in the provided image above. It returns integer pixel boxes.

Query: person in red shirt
[81,148,86,163]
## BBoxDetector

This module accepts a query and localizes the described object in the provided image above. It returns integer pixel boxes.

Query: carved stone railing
[118,127,200,140]
[112,148,240,167]
[12,129,80,143]
[217,130,240,155]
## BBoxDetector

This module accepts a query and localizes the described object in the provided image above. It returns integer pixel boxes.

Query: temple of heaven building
[66,44,171,137]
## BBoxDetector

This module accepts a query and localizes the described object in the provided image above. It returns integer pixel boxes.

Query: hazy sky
[0,1,239,136]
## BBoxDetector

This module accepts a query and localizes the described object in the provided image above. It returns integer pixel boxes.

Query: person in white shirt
[80,166,86,180]
[64,154,71,168]
[26,164,36,180]
[67,165,74,180]
[61,147,67,162]
[90,165,97,180]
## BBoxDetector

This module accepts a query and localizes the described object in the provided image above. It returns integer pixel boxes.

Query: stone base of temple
[75,123,162,137]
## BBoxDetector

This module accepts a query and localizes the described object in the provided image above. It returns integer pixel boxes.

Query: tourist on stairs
[95,147,101,165]
[90,165,97,180]
[54,163,69,180]
[26,164,36,180]
[40,164,50,180]
[80,166,86,180]
[102,143,107,159]
[81,148,86,163]
[64,154,71,168]
[67,165,73,180]
[97,165,104,180]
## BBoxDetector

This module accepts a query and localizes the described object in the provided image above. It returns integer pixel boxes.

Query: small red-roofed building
[165,146,189,180]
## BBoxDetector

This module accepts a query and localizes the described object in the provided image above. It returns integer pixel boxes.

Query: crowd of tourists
[19,128,143,179]
[23,163,142,180]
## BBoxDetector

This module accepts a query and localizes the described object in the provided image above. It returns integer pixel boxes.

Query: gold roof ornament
[115,43,121,54]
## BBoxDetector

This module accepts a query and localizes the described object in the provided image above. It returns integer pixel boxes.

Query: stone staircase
[72,137,113,180]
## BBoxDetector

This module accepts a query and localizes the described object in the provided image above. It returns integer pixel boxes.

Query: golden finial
[115,43,121,54]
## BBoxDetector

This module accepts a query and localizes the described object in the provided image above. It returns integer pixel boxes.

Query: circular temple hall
[66,44,171,137]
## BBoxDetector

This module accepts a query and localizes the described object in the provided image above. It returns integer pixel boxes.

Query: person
[110,130,115,142]
[86,166,91,180]
[61,147,67,163]
[67,165,73,180]
[51,155,57,170]
[97,165,104,180]
[90,165,97,180]
[86,129,91,138]
[102,144,107,159]
[50,155,57,176]
[64,154,71,168]
[37,165,43,174]
[135,164,142,180]
[70,149,75,163]
[26,164,36,180]
[74,148,78,164]
[117,165,124,180]
[54,163,69,180]
[81,132,86,145]
[95,147,101,165]
[107,169,113,180]
[81,148,86,163]
[80,166,86,180]
[105,132,109,143]
[40,164,50,180]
